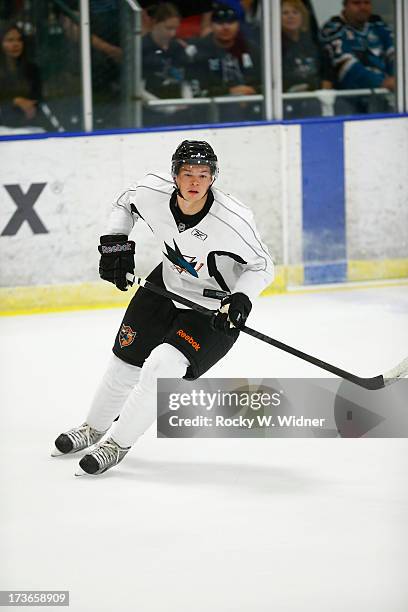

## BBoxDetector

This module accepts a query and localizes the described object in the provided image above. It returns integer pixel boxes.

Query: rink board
[0,116,407,313]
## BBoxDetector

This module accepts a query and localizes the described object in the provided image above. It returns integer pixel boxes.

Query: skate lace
[68,423,99,450]
[91,439,125,469]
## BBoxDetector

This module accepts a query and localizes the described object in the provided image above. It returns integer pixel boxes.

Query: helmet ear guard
[171,140,219,180]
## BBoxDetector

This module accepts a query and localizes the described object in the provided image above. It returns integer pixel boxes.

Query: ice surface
[1,284,408,612]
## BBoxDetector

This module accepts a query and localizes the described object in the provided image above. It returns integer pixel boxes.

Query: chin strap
[174,184,186,200]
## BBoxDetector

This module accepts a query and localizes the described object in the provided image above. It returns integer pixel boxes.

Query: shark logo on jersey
[163,240,204,277]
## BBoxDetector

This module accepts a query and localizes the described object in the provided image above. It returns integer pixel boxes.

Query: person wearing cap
[51,140,274,476]
[186,2,261,122]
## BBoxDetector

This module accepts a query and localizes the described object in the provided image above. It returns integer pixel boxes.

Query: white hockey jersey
[107,172,274,309]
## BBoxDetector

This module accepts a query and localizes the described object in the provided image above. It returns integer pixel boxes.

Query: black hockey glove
[98,234,135,292]
[212,292,252,335]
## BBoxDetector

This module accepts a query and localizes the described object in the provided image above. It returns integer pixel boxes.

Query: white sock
[110,343,189,448]
[86,354,141,432]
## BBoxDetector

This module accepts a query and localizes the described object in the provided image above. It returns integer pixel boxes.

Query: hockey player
[52,140,274,476]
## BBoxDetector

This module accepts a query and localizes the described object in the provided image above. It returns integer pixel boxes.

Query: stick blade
[359,375,385,391]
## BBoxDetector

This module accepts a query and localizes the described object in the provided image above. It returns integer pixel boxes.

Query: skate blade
[75,466,102,477]
[51,446,82,457]
[74,467,88,477]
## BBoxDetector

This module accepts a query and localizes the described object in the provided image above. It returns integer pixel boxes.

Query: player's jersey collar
[169,189,214,233]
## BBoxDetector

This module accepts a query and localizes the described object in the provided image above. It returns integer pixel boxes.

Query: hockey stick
[126,274,408,391]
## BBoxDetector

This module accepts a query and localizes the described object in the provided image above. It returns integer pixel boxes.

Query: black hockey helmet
[171,140,219,178]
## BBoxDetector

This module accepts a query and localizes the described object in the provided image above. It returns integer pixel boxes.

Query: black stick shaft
[138,278,385,390]
[241,325,384,389]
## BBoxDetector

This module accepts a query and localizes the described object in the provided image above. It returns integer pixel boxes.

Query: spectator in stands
[205,1,260,45]
[142,3,193,126]
[0,22,43,128]
[187,2,261,122]
[282,0,332,92]
[281,0,333,119]
[237,0,315,46]
[320,0,394,114]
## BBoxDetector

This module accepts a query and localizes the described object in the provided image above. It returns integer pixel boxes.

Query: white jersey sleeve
[106,185,141,236]
[106,173,173,236]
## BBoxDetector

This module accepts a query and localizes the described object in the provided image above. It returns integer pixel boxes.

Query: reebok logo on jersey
[119,324,137,348]
[191,228,208,241]
[163,239,204,277]
[177,329,201,352]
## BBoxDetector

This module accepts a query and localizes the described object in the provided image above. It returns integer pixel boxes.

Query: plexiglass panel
[281,0,397,119]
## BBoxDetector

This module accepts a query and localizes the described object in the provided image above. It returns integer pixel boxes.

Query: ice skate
[75,437,130,476]
[51,422,106,457]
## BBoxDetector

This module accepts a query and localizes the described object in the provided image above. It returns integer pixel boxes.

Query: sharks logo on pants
[119,324,137,348]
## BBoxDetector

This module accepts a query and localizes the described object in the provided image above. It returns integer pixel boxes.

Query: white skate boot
[75,437,130,476]
[51,423,106,457]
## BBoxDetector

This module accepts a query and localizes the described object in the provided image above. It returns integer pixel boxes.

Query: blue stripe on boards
[1,112,406,143]
[301,121,346,284]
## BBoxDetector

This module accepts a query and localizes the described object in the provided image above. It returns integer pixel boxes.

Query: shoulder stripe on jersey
[115,188,137,205]
[208,210,270,271]
[213,198,272,263]
[115,189,130,205]
[145,173,174,184]
[215,188,250,210]
[115,190,135,226]
[135,185,172,196]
